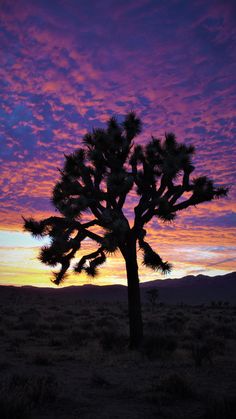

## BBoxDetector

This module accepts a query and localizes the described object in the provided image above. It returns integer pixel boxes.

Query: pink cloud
[0,0,235,284]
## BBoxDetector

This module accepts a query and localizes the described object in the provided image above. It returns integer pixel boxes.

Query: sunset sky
[0,0,235,287]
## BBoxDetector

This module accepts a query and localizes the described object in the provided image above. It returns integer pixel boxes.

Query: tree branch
[172,196,196,212]
[74,247,104,273]
[43,216,104,240]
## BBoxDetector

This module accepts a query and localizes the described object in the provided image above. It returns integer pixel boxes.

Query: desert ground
[0,286,236,419]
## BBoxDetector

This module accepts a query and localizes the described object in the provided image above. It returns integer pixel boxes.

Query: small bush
[0,395,30,419]
[160,373,194,400]
[142,334,178,359]
[18,321,35,331]
[90,373,111,388]
[214,324,233,339]
[68,329,90,346]
[50,322,66,332]
[28,325,48,338]
[27,375,57,405]
[0,327,6,336]
[33,353,52,366]
[49,338,63,347]
[95,317,114,329]
[99,328,127,351]
[80,320,92,330]
[191,342,213,367]
[204,395,236,419]
[0,373,58,419]
[79,308,91,316]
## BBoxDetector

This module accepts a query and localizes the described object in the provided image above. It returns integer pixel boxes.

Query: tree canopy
[23,112,228,285]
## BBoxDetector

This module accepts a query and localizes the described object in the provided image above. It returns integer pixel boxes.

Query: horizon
[1,270,235,290]
[1,0,236,287]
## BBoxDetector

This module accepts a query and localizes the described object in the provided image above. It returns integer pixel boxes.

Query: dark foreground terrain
[0,285,236,418]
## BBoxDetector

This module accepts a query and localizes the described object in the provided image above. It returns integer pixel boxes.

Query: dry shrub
[204,395,236,419]
[0,373,58,419]
[0,395,30,419]
[142,334,178,359]
[33,352,53,366]
[68,328,90,346]
[99,328,128,352]
[160,373,194,400]
[190,341,213,367]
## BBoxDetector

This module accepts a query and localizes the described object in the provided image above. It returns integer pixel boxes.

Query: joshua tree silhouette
[23,112,228,348]
[146,288,159,312]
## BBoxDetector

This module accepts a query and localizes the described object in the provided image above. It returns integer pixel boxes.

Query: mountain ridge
[0,271,235,304]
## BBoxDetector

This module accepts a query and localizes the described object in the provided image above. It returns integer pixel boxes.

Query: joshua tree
[23,112,228,348]
[146,288,159,312]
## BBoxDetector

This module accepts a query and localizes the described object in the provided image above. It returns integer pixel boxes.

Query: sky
[0,0,236,287]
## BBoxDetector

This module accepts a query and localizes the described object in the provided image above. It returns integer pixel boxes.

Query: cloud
[0,0,235,284]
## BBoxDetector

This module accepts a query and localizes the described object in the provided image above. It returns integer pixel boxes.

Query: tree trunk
[124,236,143,349]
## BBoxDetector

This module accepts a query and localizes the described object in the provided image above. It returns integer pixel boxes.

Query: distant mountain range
[140,271,236,304]
[1,271,236,304]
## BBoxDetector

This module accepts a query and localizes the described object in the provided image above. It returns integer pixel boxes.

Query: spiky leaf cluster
[139,239,172,274]
[74,249,106,278]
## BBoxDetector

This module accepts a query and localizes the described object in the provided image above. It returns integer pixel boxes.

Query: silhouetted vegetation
[0,288,235,418]
[146,288,159,311]
[23,113,228,347]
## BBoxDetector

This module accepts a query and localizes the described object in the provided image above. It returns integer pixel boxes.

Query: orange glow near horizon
[0,0,235,287]
[1,225,235,288]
